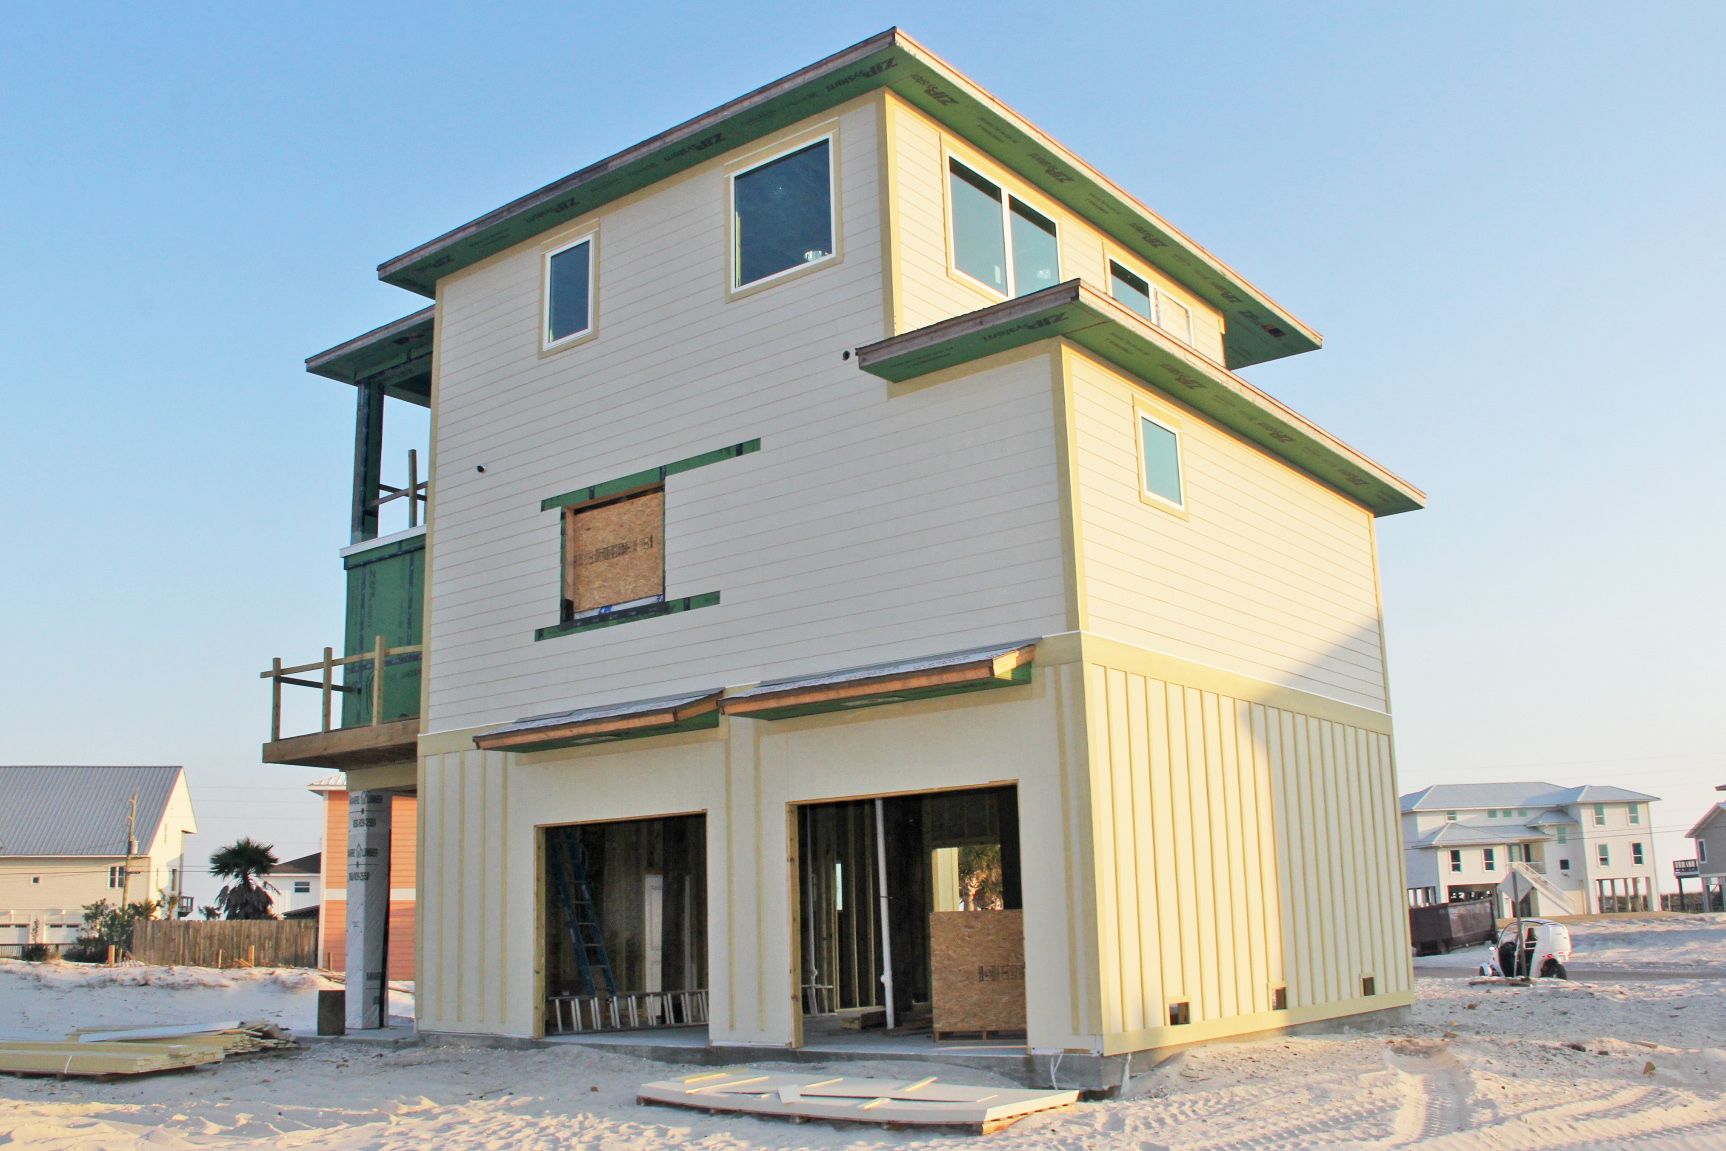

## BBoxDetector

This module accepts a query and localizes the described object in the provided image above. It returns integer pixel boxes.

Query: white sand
[2,916,1724,1150]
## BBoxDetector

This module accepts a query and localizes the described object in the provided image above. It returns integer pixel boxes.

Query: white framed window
[293,880,312,894]
[1106,257,1195,345]
[1558,857,1571,872]
[1482,848,1497,872]
[1597,843,1610,867]
[1556,825,1567,844]
[108,865,124,889]
[1136,411,1185,509]
[542,232,596,350]
[1699,840,1708,863]
[1448,849,1462,873]
[1593,803,1607,826]
[947,156,1059,298]
[1631,842,1645,866]
[1445,810,1458,822]
[1629,804,1642,825]
[730,135,836,291]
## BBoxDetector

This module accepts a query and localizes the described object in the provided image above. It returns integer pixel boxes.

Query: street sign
[1674,859,1699,878]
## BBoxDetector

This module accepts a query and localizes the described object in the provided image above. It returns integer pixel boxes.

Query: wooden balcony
[261,638,421,769]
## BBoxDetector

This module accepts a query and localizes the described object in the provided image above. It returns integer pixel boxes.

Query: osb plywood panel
[931,910,1025,1034]
[565,489,664,612]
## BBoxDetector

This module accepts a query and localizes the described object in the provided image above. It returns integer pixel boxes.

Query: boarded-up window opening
[562,488,665,621]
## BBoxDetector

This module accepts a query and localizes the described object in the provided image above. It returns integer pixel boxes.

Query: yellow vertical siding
[1080,640,1409,1055]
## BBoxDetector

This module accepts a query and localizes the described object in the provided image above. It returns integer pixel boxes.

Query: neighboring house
[0,765,198,954]
[259,30,1426,1084]
[306,777,415,978]
[272,852,323,919]
[1400,782,1660,916]
[1687,801,1726,912]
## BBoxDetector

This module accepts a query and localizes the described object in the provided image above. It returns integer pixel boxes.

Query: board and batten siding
[1080,646,1410,1053]
[1066,350,1388,712]
[886,94,1227,364]
[426,96,1069,733]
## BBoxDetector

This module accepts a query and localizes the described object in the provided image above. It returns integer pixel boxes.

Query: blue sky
[2,3,1721,903]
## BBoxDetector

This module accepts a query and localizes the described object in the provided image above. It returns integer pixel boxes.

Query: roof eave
[855,280,1424,517]
[304,306,436,406]
[373,29,1315,368]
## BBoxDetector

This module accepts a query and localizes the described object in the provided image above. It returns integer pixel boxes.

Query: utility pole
[121,792,138,908]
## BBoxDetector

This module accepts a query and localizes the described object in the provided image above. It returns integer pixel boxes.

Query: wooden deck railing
[261,636,423,741]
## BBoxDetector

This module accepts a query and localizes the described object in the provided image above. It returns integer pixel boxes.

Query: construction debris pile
[0,1020,296,1079]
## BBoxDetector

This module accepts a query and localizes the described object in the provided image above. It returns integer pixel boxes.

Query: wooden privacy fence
[131,919,318,969]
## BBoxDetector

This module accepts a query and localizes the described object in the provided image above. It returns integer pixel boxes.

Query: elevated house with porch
[261,30,1424,1086]
[1400,782,1660,916]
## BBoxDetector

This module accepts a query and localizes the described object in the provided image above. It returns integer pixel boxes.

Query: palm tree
[209,838,280,920]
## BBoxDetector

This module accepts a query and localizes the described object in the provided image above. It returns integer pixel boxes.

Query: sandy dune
[1,916,1722,1149]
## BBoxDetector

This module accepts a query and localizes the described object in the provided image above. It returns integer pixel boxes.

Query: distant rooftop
[1400,781,1659,813]
[0,766,193,858]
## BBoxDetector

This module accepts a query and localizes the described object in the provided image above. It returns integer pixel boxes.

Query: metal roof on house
[1407,822,1544,849]
[1400,781,1658,812]
[1688,803,1726,840]
[0,766,190,858]
[1523,810,1578,827]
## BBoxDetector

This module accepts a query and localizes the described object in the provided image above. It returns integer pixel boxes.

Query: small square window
[31,876,40,885]
[1138,414,1184,508]
[732,137,834,290]
[1271,986,1288,1011]
[1155,289,1193,345]
[293,880,312,894]
[543,235,595,349]
[1559,858,1571,871]
[1168,1001,1190,1026]
[1445,811,1458,822]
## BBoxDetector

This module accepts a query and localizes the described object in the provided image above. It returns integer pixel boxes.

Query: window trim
[540,229,599,353]
[725,129,841,298]
[1104,249,1200,347]
[1597,843,1610,867]
[941,148,1062,302]
[1132,400,1188,514]
[1631,842,1645,866]
[1482,847,1496,872]
[1448,849,1462,874]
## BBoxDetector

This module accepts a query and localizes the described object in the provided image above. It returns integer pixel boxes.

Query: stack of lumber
[639,1070,1079,1134]
[0,1021,298,1080]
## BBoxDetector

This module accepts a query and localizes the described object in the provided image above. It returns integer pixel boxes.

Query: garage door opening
[543,813,706,1034]
[796,785,1024,1046]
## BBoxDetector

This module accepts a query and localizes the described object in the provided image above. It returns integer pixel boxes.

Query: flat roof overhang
[375,29,1315,370]
[305,306,435,406]
[473,691,722,753]
[722,641,1036,721]
[261,718,419,771]
[854,280,1425,518]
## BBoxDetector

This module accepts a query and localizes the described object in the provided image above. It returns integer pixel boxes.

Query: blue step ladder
[548,827,617,998]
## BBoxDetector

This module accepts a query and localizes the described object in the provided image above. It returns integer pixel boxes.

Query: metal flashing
[854,280,1425,517]
[722,640,1037,720]
[374,30,1313,369]
[474,689,722,752]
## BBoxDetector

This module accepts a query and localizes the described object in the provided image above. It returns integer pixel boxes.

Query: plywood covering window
[562,488,665,621]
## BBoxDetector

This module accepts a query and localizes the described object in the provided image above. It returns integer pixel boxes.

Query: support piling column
[346,790,393,1029]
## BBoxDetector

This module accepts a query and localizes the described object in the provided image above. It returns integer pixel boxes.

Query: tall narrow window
[1631,842,1645,866]
[1556,825,1568,845]
[1138,414,1184,508]
[1109,260,1154,321]
[1700,840,1709,863]
[1629,804,1642,825]
[732,138,834,290]
[1448,849,1463,873]
[1156,289,1193,344]
[1482,848,1496,872]
[1597,844,1610,867]
[947,157,1059,298]
[1594,803,1607,826]
[544,235,594,348]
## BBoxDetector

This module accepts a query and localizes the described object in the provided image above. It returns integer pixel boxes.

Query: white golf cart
[1480,917,1572,979]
